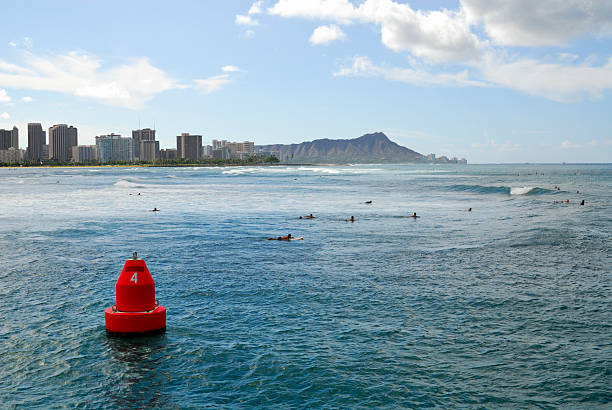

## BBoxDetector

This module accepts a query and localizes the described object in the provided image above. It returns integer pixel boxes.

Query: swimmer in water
[564,199,569,203]
[364,200,372,204]
[151,208,160,212]
[349,216,355,222]
[467,208,472,212]
[306,214,315,219]
[410,212,420,218]
[580,200,585,205]
[267,233,293,240]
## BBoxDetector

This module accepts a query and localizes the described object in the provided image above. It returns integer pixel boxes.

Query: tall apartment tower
[132,128,156,160]
[27,123,45,161]
[139,140,160,162]
[1,126,19,149]
[49,124,78,162]
[11,126,18,149]
[0,129,12,150]
[176,133,202,160]
[95,134,134,163]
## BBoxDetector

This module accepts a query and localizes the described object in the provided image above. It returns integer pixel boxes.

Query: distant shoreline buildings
[0,122,261,164]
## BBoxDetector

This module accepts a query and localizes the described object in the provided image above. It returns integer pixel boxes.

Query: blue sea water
[0,164,610,408]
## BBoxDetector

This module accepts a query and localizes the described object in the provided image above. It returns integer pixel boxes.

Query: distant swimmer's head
[580,200,585,205]
[299,216,303,219]
[288,233,292,238]
[468,208,472,212]
[564,199,569,203]
[413,212,417,217]
[350,216,354,222]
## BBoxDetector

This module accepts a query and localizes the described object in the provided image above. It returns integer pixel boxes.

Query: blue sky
[0,0,611,163]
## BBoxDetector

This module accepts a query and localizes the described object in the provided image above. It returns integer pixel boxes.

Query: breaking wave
[447,185,556,196]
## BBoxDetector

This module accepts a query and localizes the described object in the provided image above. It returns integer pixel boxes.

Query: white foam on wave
[510,186,535,195]
[114,178,145,188]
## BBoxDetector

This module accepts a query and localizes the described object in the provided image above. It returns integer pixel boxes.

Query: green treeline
[0,155,280,167]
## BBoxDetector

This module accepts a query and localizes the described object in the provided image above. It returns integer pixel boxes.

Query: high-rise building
[176,133,202,160]
[0,129,11,150]
[11,126,18,149]
[95,134,134,163]
[71,145,97,163]
[139,140,160,162]
[132,128,156,160]
[27,123,45,161]
[48,124,78,162]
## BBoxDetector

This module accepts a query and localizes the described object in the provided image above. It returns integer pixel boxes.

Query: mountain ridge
[256,132,425,164]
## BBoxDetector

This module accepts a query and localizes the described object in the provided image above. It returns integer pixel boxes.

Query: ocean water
[0,164,610,408]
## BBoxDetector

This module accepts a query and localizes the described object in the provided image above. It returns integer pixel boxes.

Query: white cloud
[560,140,583,149]
[310,24,346,45]
[0,51,183,109]
[0,112,10,119]
[268,0,612,102]
[221,65,242,73]
[245,29,256,39]
[20,96,32,102]
[270,0,483,62]
[480,55,612,102]
[249,1,264,15]
[269,0,358,23]
[334,55,486,87]
[461,0,612,47]
[194,74,231,94]
[235,14,259,26]
[8,42,16,48]
[0,89,10,103]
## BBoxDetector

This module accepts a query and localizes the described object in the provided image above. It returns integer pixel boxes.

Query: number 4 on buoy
[130,272,137,284]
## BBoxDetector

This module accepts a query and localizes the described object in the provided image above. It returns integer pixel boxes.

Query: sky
[0,0,611,163]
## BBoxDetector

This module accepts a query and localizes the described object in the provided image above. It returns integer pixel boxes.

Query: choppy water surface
[0,164,610,408]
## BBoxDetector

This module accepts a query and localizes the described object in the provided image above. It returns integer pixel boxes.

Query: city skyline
[0,1,611,163]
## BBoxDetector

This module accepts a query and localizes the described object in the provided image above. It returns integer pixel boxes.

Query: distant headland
[257,132,466,164]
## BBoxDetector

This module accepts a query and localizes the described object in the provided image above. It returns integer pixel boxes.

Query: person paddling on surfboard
[410,212,420,218]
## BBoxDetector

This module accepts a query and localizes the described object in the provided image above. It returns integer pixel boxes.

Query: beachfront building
[212,139,228,150]
[27,123,45,161]
[48,124,78,162]
[95,134,134,163]
[0,147,25,163]
[71,145,97,163]
[139,140,160,162]
[0,127,18,150]
[160,148,177,160]
[176,133,202,160]
[202,145,212,158]
[132,128,156,161]
[212,139,255,159]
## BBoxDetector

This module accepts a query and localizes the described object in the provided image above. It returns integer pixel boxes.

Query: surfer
[410,212,420,218]
[267,233,302,241]
[306,214,315,219]
[151,208,160,212]
[364,200,372,204]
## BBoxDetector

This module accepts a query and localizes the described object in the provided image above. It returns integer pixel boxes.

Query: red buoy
[105,252,166,336]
